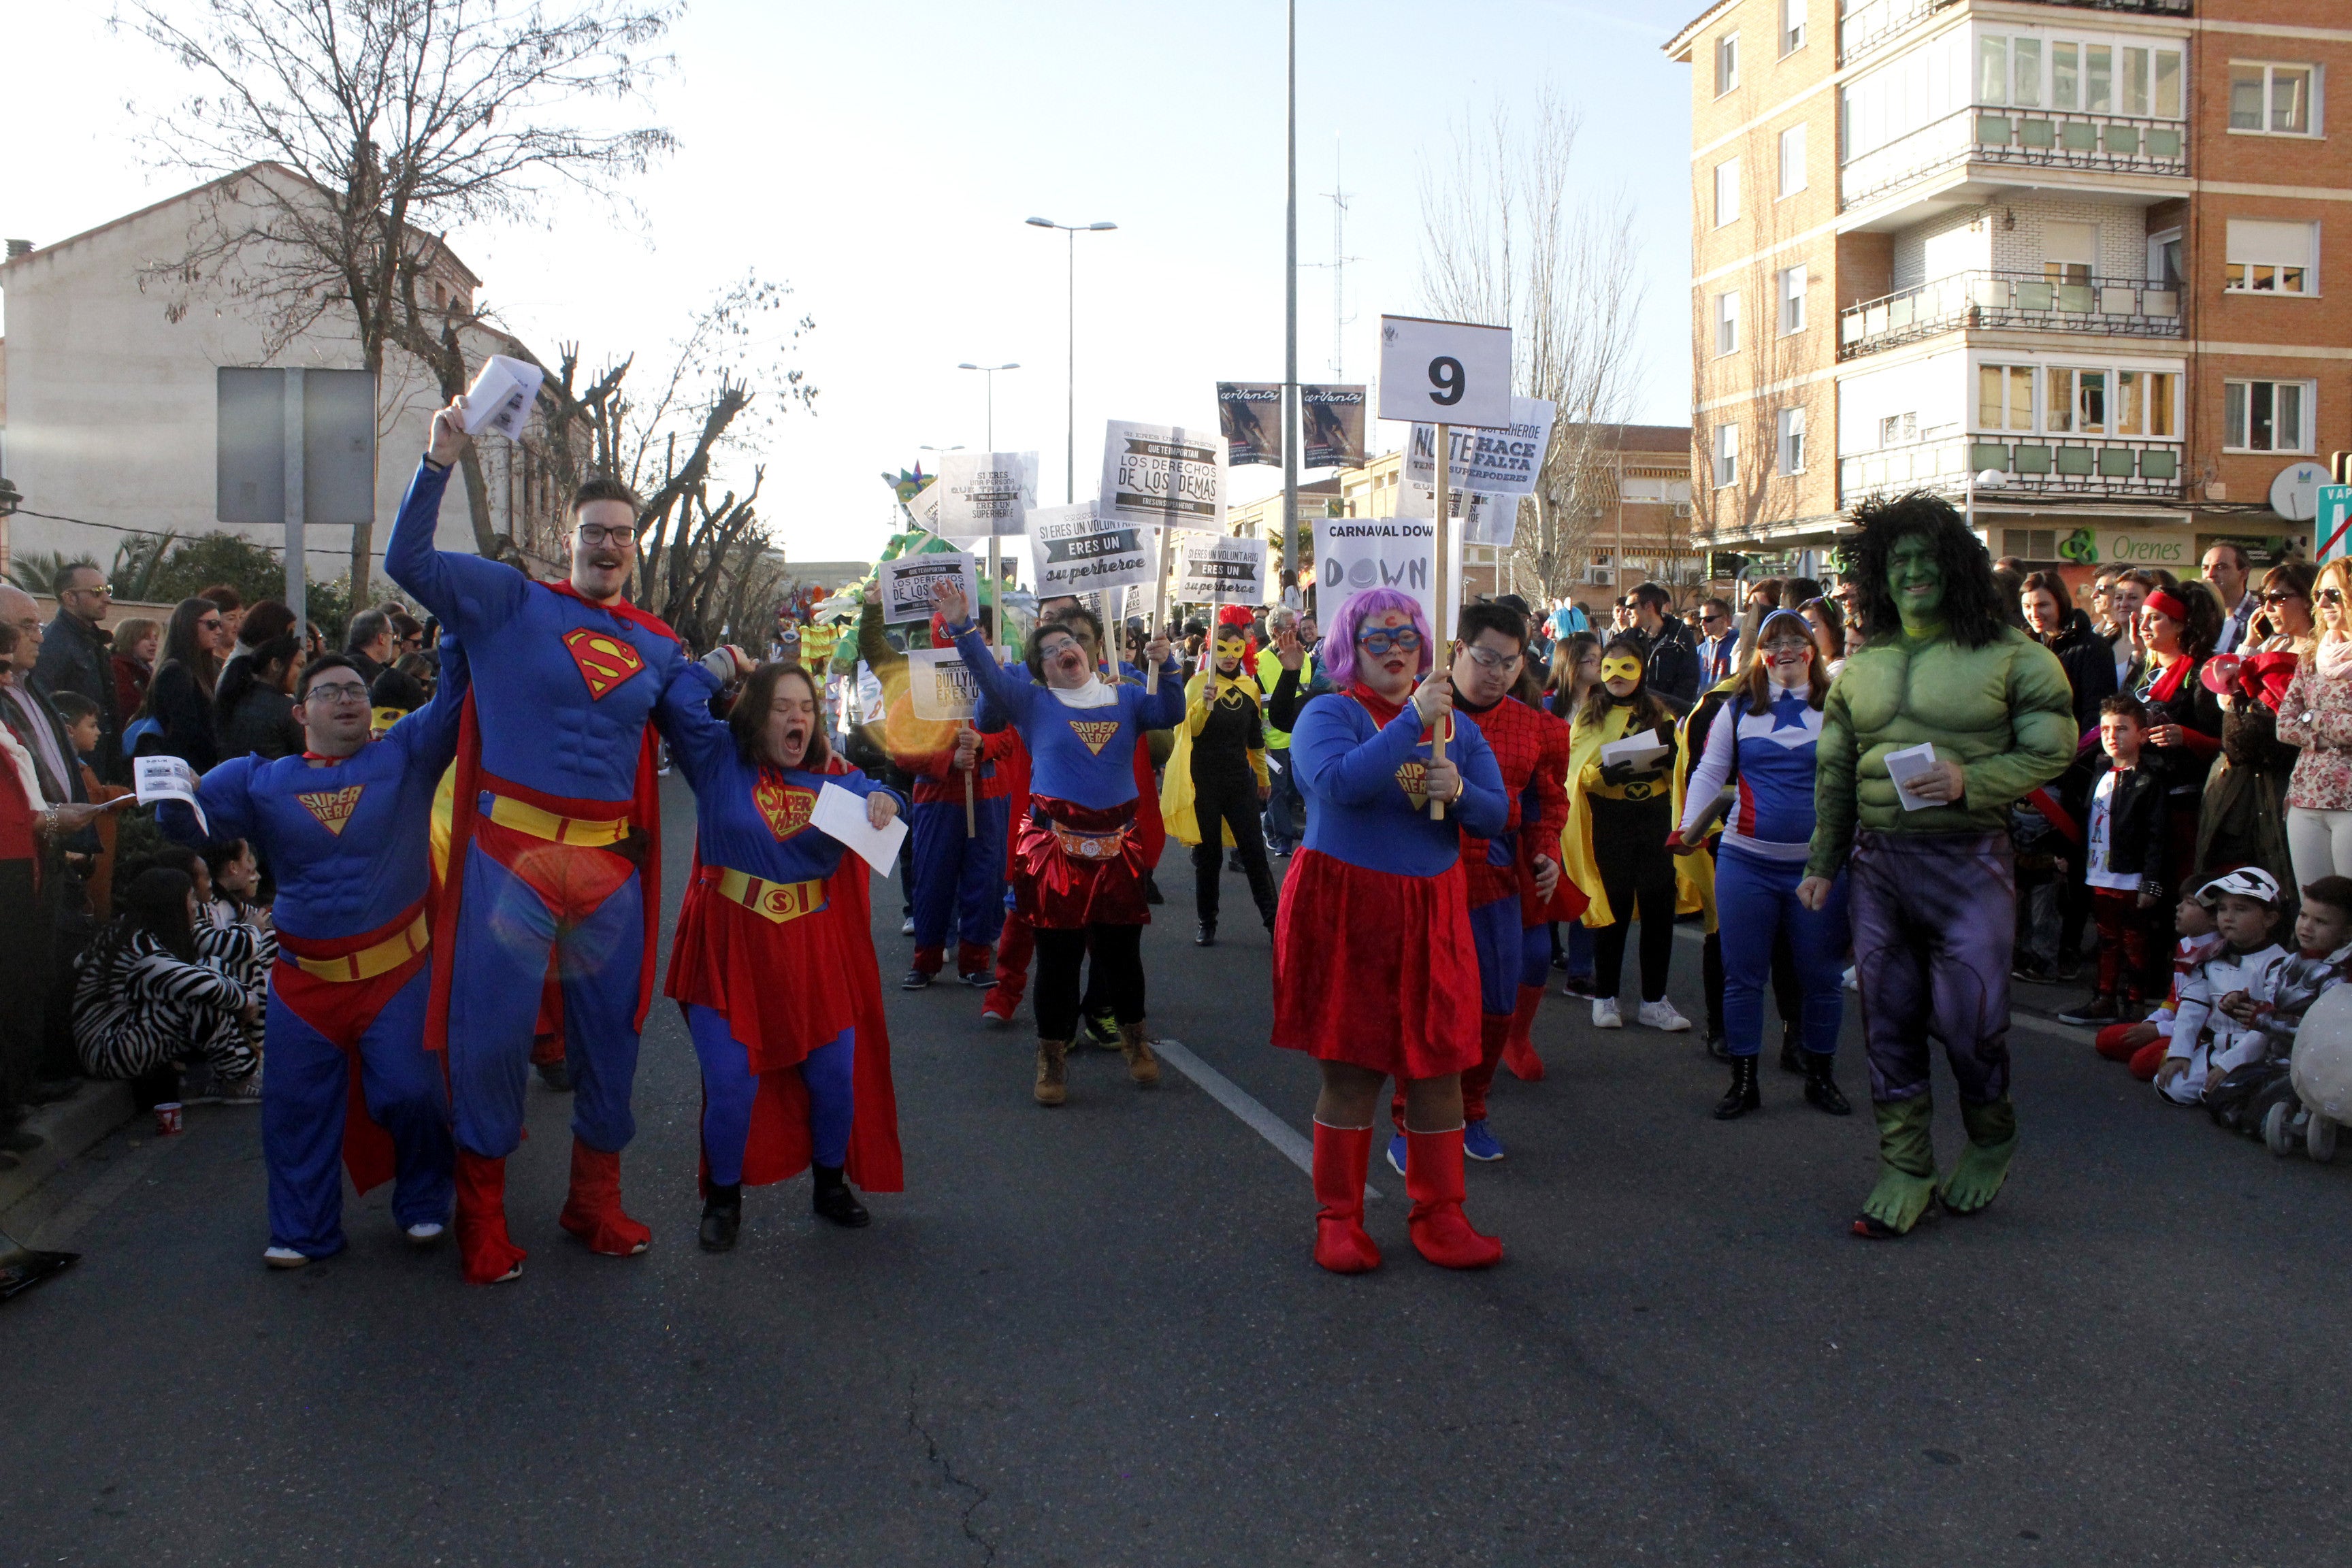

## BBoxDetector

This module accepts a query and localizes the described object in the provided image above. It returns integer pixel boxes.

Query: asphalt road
[5,776,2351,1567]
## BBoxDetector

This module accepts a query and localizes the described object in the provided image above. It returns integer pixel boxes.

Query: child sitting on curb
[2219,875,2352,1062]
[2158,868,2288,1107]
[2094,887,2224,1081]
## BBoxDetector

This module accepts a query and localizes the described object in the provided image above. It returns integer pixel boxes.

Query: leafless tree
[1418,88,1648,604]
[124,0,679,597]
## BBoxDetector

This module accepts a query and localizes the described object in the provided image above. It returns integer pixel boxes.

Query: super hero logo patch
[563,627,646,700]
[1068,720,1122,756]
[753,776,816,841]
[296,785,364,836]
[1394,760,1428,811]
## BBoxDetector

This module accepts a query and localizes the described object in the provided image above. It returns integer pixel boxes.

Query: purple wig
[1322,587,1435,688]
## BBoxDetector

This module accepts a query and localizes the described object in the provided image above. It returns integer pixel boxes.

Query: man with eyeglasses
[389,395,716,1284]
[1694,598,1739,684]
[33,564,122,779]
[158,647,472,1269]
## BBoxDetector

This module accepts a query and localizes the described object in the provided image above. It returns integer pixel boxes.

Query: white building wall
[1986,194,2151,280]
[1837,348,1968,453]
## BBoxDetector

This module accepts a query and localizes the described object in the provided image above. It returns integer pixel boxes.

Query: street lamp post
[1026,216,1118,503]
[956,362,1020,451]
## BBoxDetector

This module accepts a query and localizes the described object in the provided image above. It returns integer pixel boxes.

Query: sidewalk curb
[0,1083,137,1216]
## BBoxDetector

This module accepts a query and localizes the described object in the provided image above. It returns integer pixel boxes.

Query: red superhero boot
[557,1136,652,1256]
[1403,1126,1503,1269]
[1501,983,1546,1081]
[1310,1122,1381,1273]
[455,1151,527,1284]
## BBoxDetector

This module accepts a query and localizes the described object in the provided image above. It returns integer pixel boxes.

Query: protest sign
[1301,385,1367,468]
[877,549,977,625]
[1028,502,1160,596]
[932,452,1038,539]
[1173,534,1268,606]
[906,647,979,721]
[459,355,546,440]
[1215,385,1284,468]
[1100,421,1226,532]
[1376,316,1514,429]
[133,755,210,834]
[1400,478,1519,546]
[1405,397,1556,497]
[1313,514,1465,640]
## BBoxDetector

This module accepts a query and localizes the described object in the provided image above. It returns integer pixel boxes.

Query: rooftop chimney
[4,240,31,259]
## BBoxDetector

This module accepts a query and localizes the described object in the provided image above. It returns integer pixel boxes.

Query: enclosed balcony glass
[1840,270,2180,357]
[1842,104,2188,209]
[1840,434,2183,506]
[1840,0,2193,73]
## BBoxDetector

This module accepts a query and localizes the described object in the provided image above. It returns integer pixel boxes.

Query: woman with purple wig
[1272,587,1510,1273]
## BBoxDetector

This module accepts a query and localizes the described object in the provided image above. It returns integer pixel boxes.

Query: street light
[956,362,1020,451]
[1026,216,1118,502]
[1965,466,2008,536]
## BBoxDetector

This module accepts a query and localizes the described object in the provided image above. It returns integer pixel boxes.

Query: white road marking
[1154,1038,1382,1200]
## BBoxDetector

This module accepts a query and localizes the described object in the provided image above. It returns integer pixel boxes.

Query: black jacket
[218,684,304,763]
[31,612,118,770]
[141,660,220,774]
[1638,619,1703,714]
[2043,609,2119,735]
[2085,753,2170,879]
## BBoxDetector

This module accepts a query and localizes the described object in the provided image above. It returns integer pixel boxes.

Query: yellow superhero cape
[1161,668,1267,848]
[1559,700,1705,929]
[1667,676,1746,938]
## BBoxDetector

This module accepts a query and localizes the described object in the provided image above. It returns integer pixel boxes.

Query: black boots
[699,1183,741,1252]
[812,1164,870,1228]
[1779,1029,1804,1075]
[1196,919,1217,947]
[1803,1052,1852,1115]
[1713,1056,1761,1120]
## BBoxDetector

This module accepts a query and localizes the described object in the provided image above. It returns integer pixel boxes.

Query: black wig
[1844,490,2008,650]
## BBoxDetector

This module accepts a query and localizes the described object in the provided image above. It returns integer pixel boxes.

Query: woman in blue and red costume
[932,579,1183,1104]
[161,644,469,1267]
[659,658,906,1249]
[1275,586,1510,1273]
[391,397,704,1284]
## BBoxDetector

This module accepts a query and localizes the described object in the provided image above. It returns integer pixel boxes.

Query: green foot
[1942,1098,2018,1215]
[1859,1097,1938,1236]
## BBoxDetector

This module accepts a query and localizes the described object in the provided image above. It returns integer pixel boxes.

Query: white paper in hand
[811,781,906,875]
[460,355,546,440]
[1599,734,1670,770]
[133,755,209,834]
[1882,742,1944,811]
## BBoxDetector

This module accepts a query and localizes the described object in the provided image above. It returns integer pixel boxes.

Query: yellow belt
[713,868,829,926]
[287,912,431,983]
[485,793,634,847]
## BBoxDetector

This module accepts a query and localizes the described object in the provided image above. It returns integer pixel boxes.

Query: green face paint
[1887,534,1946,633]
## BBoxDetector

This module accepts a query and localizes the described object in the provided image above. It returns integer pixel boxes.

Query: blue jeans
[1716,845,1848,1059]
[1262,745,1303,849]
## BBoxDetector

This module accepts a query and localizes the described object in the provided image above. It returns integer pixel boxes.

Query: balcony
[1840,270,2180,358]
[1842,105,2187,212]
[1841,0,2192,69]
[1841,435,2183,504]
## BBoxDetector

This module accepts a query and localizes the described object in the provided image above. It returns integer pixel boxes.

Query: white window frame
[2228,61,2323,138]
[2149,227,2183,290]
[1716,31,1741,96]
[1780,0,1806,57]
[1777,265,1808,336]
[1714,157,1742,227]
[2225,219,2321,297]
[1777,123,1807,199]
[2223,379,2317,453]
[1776,407,1806,476]
[1715,290,1742,357]
[1714,423,1740,489]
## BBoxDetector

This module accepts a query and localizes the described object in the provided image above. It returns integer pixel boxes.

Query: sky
[0,0,1702,570]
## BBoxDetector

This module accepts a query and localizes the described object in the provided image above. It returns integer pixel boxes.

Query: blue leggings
[687,1007,855,1186]
[1716,847,1849,1058]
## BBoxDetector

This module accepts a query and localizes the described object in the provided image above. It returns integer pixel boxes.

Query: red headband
[2145,588,2190,623]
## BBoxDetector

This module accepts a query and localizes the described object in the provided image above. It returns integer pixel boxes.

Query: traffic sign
[1377,315,1512,429]
[2317,484,2352,565]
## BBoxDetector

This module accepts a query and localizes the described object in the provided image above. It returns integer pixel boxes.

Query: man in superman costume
[159,645,468,1268]
[390,398,697,1284]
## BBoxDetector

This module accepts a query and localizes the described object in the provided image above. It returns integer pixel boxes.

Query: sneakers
[1591,998,1622,1029]
[1561,974,1596,998]
[215,1071,263,1105]
[1637,999,1692,1032]
[2057,994,2121,1026]
[1463,1119,1505,1162]
[958,969,993,987]
[978,998,1014,1028]
[900,968,931,991]
[262,1245,309,1269]
[1384,1134,1407,1176]
[404,1221,446,1245]
[1082,1007,1121,1048]
[900,915,916,936]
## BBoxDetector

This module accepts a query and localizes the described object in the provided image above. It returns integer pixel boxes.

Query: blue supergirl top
[1292,689,1508,879]
[951,624,1184,806]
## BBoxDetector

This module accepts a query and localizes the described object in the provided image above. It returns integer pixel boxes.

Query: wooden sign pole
[1430,421,1452,822]
[1147,529,1171,694]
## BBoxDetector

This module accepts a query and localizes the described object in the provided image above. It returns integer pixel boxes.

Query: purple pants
[1848,830,2014,1107]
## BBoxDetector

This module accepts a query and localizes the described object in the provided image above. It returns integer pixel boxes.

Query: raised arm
[950,622,1038,730]
[385,400,529,636]
[651,661,740,791]
[383,635,474,776]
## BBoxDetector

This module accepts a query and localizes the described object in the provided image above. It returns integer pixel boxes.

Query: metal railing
[1840,270,2180,357]
[1842,105,2188,210]
[1840,435,2183,504]
[1842,1,2190,68]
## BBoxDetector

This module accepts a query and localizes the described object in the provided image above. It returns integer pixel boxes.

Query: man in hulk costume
[1797,492,2076,1238]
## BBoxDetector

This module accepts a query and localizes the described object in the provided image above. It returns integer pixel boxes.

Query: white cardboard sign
[460,355,546,440]
[877,550,979,625]
[1399,478,1517,545]
[1377,315,1513,430]
[1405,396,1556,497]
[1028,502,1161,596]
[932,451,1038,539]
[1313,514,1465,641]
[905,647,979,721]
[1173,534,1269,606]
[1100,421,1226,532]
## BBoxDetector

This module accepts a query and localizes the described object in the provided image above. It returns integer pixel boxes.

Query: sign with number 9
[1377,315,1512,429]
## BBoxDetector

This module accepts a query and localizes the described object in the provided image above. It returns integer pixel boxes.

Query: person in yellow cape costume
[1160,623,1279,943]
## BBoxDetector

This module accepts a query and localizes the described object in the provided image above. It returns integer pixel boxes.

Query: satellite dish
[2270,460,2330,522]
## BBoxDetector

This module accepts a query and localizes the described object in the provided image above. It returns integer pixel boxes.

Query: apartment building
[1669,0,2349,583]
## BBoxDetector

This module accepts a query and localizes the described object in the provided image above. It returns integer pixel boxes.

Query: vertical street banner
[1301,385,1367,469]
[1027,502,1162,598]
[877,549,979,625]
[1173,534,1269,606]
[1215,384,1284,468]
[1405,396,1556,497]
[1100,421,1227,532]
[932,451,1039,539]
[904,647,980,721]
[1313,514,1466,640]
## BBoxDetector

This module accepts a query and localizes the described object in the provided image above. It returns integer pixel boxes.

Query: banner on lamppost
[1100,421,1226,532]
[1215,384,1284,468]
[1302,385,1368,468]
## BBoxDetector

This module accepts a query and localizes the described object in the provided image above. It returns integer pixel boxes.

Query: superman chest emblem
[295,784,365,835]
[564,627,646,700]
[1068,720,1122,756]
[1395,759,1429,811]
[753,776,816,841]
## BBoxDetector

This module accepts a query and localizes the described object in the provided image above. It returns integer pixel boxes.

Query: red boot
[454,1150,527,1285]
[1501,983,1546,1081]
[557,1137,652,1256]
[1310,1122,1381,1274]
[1404,1127,1503,1269]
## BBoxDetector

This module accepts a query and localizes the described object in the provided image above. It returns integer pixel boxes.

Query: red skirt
[665,867,864,1073]
[1270,849,1483,1079]
[1013,796,1151,930]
